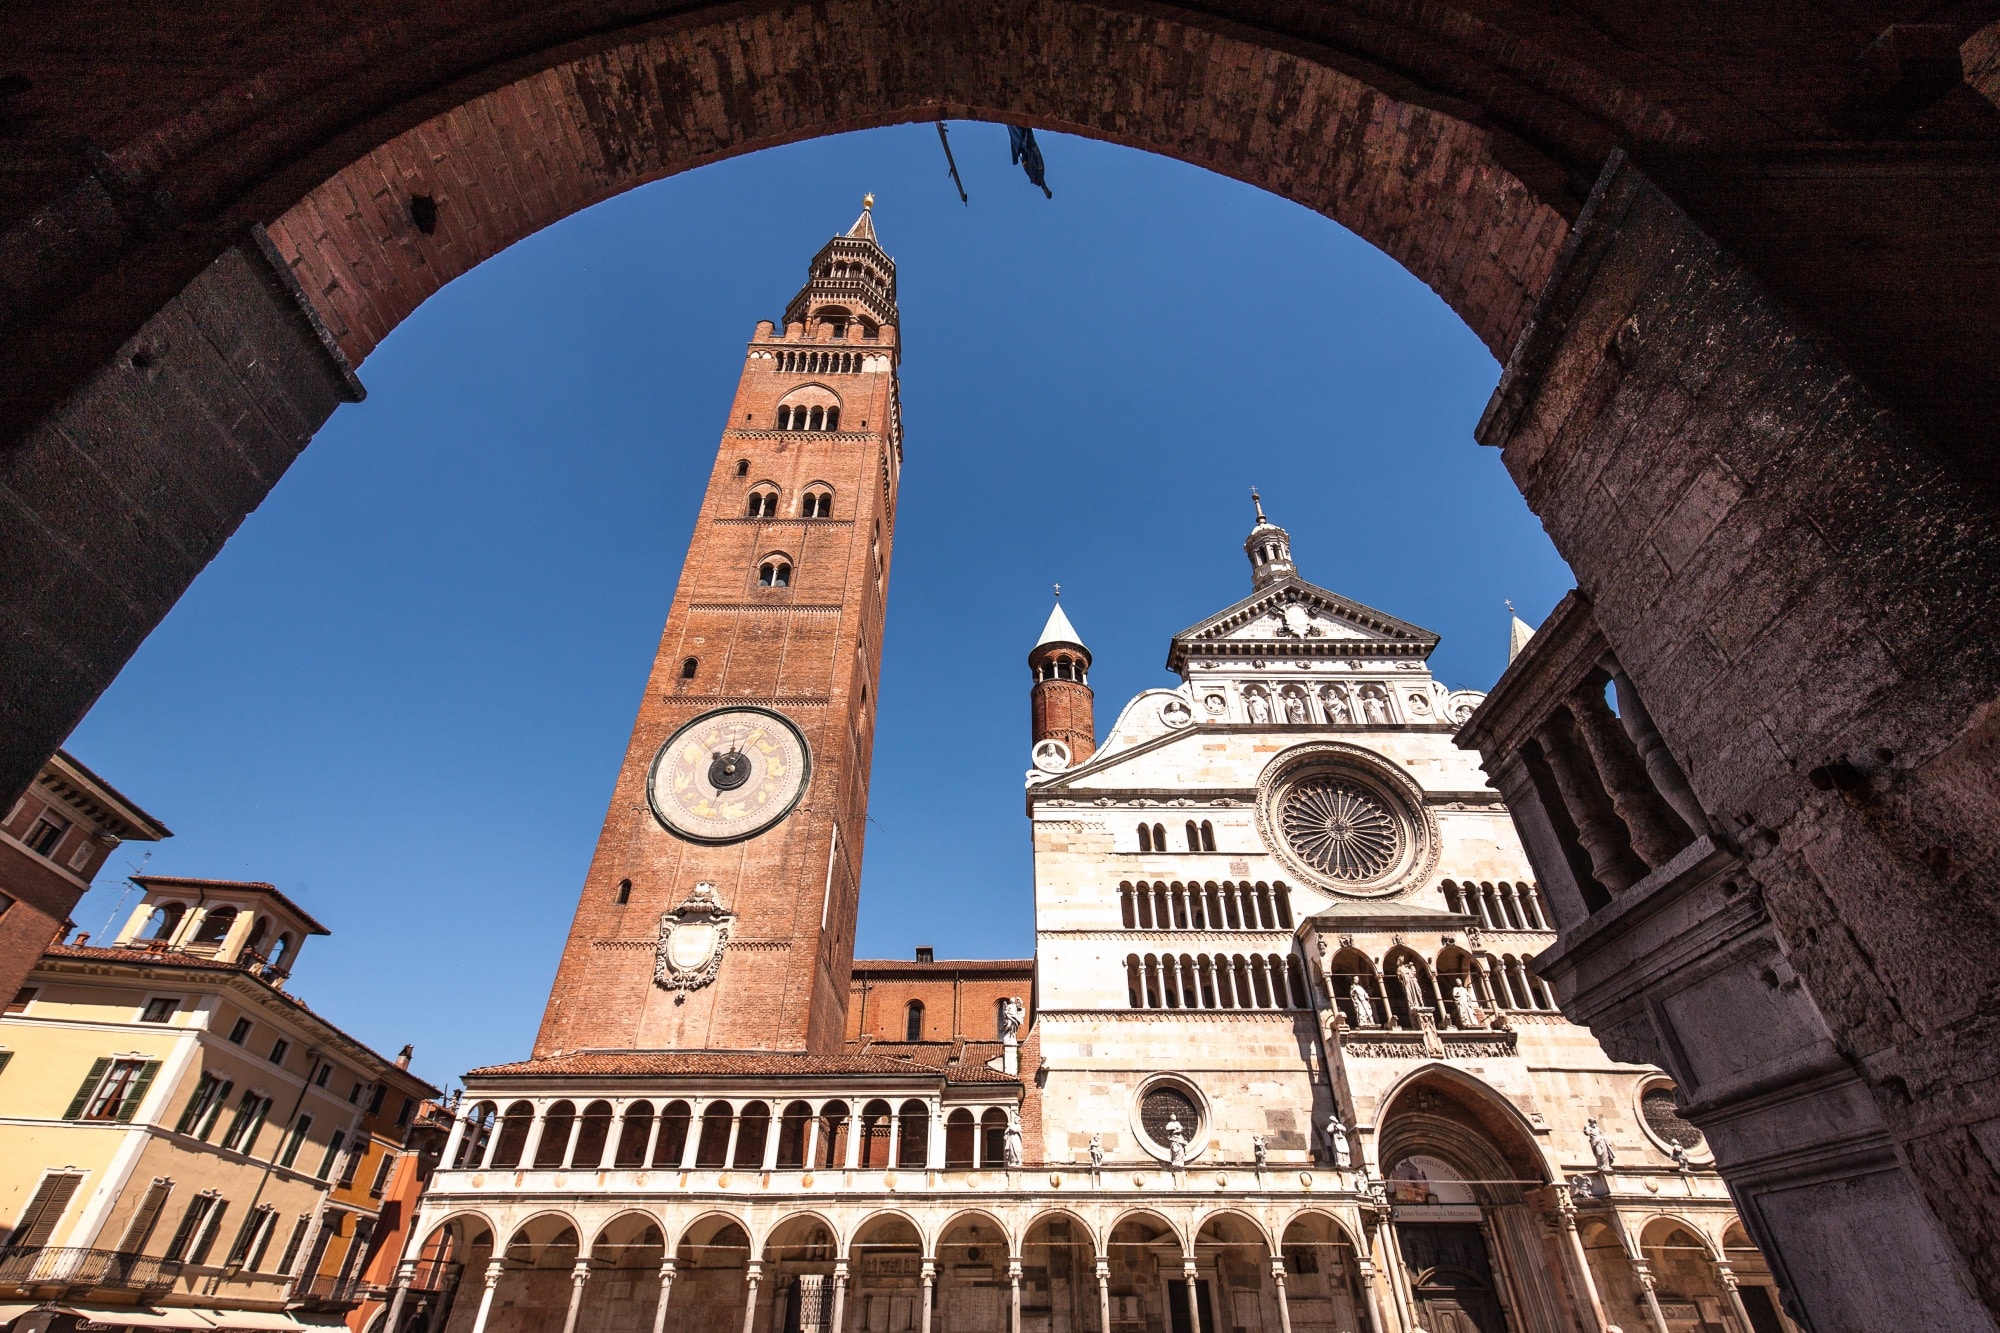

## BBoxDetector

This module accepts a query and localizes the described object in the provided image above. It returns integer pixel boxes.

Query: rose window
[1279,778,1403,881]
[1140,1085,1200,1146]
[1641,1087,1705,1149]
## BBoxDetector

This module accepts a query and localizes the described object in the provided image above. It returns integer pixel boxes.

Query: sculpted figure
[1252,1135,1268,1169]
[1247,694,1271,725]
[1670,1141,1692,1173]
[1327,1117,1351,1169]
[1003,1109,1024,1167]
[1348,980,1377,1028]
[1000,997,1025,1041]
[1364,693,1389,724]
[1285,693,1308,723]
[1396,959,1424,1015]
[1585,1117,1615,1172]
[1451,980,1481,1029]
[1089,1133,1104,1170]
[1324,691,1351,723]
[1165,1115,1189,1168]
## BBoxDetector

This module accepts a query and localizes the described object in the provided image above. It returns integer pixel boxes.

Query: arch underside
[260,0,1575,372]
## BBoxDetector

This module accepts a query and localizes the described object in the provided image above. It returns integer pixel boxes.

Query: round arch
[1375,1063,1553,1188]
[1104,1207,1187,1257]
[1637,1214,1722,1263]
[1190,1208,1276,1256]
[932,1207,1014,1260]
[1020,1208,1097,1258]
[847,1209,926,1261]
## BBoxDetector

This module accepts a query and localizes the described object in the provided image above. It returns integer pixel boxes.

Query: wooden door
[1396,1224,1507,1333]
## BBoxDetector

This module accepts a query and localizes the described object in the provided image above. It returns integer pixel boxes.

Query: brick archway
[260,0,1570,372]
[7,3,2000,1326]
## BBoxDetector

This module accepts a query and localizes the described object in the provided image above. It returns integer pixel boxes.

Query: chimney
[915,946,935,963]
[396,1043,413,1070]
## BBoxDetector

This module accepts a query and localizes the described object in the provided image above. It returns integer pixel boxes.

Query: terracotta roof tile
[466,1050,1022,1084]
[849,958,1032,975]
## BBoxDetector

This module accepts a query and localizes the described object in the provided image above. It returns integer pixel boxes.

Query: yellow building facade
[0,877,431,1333]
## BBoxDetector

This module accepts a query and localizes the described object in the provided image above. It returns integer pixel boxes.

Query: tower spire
[1243,490,1296,588]
[1029,594,1095,767]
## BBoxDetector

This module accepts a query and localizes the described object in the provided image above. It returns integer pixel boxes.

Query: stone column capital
[921,1261,936,1283]
[482,1261,506,1287]
[571,1261,593,1283]
[659,1260,678,1279]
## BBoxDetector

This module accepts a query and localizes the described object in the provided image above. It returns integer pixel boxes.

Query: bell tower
[1029,595,1095,767]
[535,200,902,1057]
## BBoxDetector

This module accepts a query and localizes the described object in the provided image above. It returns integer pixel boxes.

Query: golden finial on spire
[1251,487,1267,523]
[1505,599,1516,614]
[863,192,875,210]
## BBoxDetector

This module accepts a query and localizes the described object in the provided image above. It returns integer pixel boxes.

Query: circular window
[1256,743,1437,897]
[1280,778,1403,881]
[1129,1077,1208,1164]
[1640,1085,1705,1151]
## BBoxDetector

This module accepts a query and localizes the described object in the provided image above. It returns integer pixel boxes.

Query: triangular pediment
[1166,577,1438,671]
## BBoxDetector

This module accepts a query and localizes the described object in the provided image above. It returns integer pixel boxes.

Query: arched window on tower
[1138,824,1153,853]
[803,487,833,518]
[1152,823,1167,852]
[1200,821,1216,852]
[735,459,750,476]
[758,559,792,588]
[776,405,793,430]
[904,1000,924,1042]
[1185,821,1200,851]
[807,406,824,431]
[825,407,841,430]
[681,657,699,680]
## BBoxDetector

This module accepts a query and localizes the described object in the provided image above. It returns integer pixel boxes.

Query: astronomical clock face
[647,707,812,845]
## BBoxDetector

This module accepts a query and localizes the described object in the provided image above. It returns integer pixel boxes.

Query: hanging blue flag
[1008,126,1053,198]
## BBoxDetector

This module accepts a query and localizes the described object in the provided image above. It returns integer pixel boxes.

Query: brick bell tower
[1028,595,1094,768]
[535,199,902,1057]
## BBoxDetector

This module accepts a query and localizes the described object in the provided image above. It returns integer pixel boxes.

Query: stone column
[562,1260,591,1333]
[1353,1258,1389,1333]
[1375,1221,1416,1333]
[844,1117,863,1170]
[1473,1218,1523,1333]
[1634,1263,1672,1333]
[605,1105,629,1169]
[742,1261,764,1333]
[761,1116,782,1172]
[928,1099,944,1168]
[467,1261,505,1333]
[1565,683,1690,867]
[439,1109,470,1168]
[478,1115,505,1170]
[642,1111,663,1169]
[519,1105,550,1169]
[650,1261,677,1333]
[380,1261,415,1333]
[723,1111,744,1171]
[1269,1260,1293,1333]
[1182,1260,1202,1333]
[1534,713,1647,892]
[887,1109,903,1170]
[1095,1258,1111,1333]
[920,1260,936,1333]
[830,1262,849,1333]
[1009,1258,1024,1333]
[1553,1197,1610,1333]
[805,1114,821,1171]
[1714,1262,1757,1333]
[1604,658,1709,837]
[681,1101,704,1171]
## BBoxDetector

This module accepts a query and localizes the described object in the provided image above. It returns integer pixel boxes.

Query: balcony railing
[0,1246,183,1292]
[296,1272,372,1307]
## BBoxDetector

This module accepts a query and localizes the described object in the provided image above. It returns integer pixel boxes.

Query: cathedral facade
[388,208,1795,1333]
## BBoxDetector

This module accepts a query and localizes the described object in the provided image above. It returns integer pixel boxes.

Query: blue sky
[62,126,1572,1089]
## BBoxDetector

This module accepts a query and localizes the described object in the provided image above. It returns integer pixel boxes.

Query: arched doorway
[1376,1072,1573,1333]
[762,1214,840,1333]
[846,1213,924,1333]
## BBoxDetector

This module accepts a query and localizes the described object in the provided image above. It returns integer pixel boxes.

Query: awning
[0,1304,48,1327]
[57,1307,217,1331]
[194,1316,304,1332]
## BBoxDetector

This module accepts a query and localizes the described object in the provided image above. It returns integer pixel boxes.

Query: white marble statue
[1396,959,1424,1015]
[1166,1114,1188,1168]
[1364,693,1389,724]
[1089,1133,1103,1171]
[1285,693,1308,722]
[1670,1141,1692,1173]
[1003,1109,1024,1167]
[1247,694,1271,724]
[1252,1135,1268,1169]
[1000,997,1025,1041]
[1585,1117,1615,1172]
[1451,980,1481,1029]
[1349,980,1377,1028]
[1327,1117,1351,1169]
[1324,691,1350,723]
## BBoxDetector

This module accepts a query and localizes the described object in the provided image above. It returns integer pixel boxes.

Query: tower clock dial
[647,707,812,844]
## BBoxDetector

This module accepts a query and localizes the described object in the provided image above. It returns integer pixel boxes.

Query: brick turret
[1029,597,1095,767]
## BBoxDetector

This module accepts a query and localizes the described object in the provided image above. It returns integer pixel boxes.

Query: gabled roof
[1165,574,1439,673]
[847,197,879,244]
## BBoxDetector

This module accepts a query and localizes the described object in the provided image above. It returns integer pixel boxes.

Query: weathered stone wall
[1478,150,2000,1317]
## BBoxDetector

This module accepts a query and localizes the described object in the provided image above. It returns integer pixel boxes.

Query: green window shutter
[175,1074,215,1134]
[63,1058,111,1120]
[197,1081,233,1140]
[116,1060,161,1123]
[189,1199,228,1265]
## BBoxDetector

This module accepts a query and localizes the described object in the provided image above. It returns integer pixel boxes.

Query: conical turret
[1244,490,1296,588]
[1029,591,1095,767]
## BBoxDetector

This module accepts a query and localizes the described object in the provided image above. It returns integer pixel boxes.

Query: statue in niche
[1000,997,1025,1041]
[1285,692,1308,723]
[1406,693,1432,716]
[1326,1117,1351,1168]
[1003,1109,1024,1167]
[1671,1141,1692,1173]
[1324,691,1351,723]
[1165,1115,1189,1168]
[1363,691,1390,724]
[1585,1117,1616,1172]
[1089,1134,1103,1171]
[1396,959,1425,1015]
[1348,980,1377,1028]
[1247,693,1272,724]
[1252,1136,1268,1170]
[1451,980,1482,1029]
